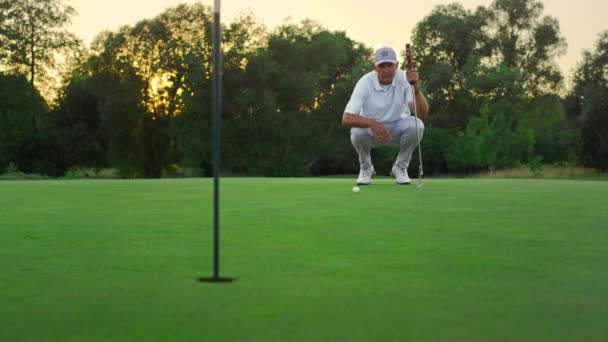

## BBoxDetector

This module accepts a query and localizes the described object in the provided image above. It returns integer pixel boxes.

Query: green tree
[0,73,47,170]
[0,73,44,140]
[411,0,568,174]
[0,0,79,130]
[233,20,370,176]
[525,95,578,165]
[58,4,265,177]
[485,0,566,96]
[412,3,489,128]
[462,56,526,123]
[413,0,566,115]
[51,73,105,169]
[447,106,534,173]
[0,0,78,85]
[569,31,608,170]
[0,72,66,175]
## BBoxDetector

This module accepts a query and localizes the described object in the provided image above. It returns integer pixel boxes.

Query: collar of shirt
[372,70,399,92]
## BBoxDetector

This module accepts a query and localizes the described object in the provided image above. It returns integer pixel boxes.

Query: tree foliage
[0,72,64,175]
[0,0,79,130]
[0,0,79,86]
[410,0,576,174]
[569,31,608,170]
[485,0,566,96]
[1,0,599,177]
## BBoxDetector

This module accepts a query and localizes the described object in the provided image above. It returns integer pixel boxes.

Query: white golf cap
[374,47,398,65]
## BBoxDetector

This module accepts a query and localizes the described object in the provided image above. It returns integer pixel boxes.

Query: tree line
[1,0,607,178]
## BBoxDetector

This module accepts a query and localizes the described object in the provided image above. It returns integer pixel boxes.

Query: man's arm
[409,86,429,120]
[406,69,429,119]
[342,113,392,143]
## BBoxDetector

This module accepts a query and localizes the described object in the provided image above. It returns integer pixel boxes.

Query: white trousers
[350,116,425,170]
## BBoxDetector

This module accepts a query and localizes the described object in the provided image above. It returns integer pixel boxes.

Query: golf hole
[197,277,236,284]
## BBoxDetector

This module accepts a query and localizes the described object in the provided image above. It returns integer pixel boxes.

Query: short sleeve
[344,77,368,115]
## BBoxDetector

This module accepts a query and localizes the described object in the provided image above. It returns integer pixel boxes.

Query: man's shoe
[391,165,411,185]
[356,167,375,185]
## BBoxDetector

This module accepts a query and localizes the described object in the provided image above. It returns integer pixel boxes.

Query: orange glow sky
[68,0,607,83]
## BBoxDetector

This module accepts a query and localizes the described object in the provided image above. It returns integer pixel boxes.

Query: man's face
[374,62,398,85]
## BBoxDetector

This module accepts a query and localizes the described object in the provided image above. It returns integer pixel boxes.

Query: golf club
[406,43,424,188]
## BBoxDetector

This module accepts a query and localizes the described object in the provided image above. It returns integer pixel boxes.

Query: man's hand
[405,65,429,118]
[406,68,419,87]
[370,120,392,143]
[342,113,391,143]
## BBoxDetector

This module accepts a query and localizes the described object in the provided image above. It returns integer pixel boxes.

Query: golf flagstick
[406,44,424,188]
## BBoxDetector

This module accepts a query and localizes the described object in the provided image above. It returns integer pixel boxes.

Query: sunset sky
[67,0,607,83]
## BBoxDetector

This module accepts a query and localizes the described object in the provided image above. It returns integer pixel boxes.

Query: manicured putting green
[1,178,607,340]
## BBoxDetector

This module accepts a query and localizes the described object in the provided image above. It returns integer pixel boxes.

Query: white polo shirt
[344,70,414,123]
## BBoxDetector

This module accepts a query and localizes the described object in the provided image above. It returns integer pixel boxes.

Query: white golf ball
[352,186,360,193]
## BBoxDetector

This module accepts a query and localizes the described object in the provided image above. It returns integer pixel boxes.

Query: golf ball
[352,186,360,193]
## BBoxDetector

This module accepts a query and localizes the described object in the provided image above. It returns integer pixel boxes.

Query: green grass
[1,178,607,341]
[475,165,608,180]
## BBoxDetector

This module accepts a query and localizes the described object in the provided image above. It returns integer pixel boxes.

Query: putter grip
[405,44,415,85]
